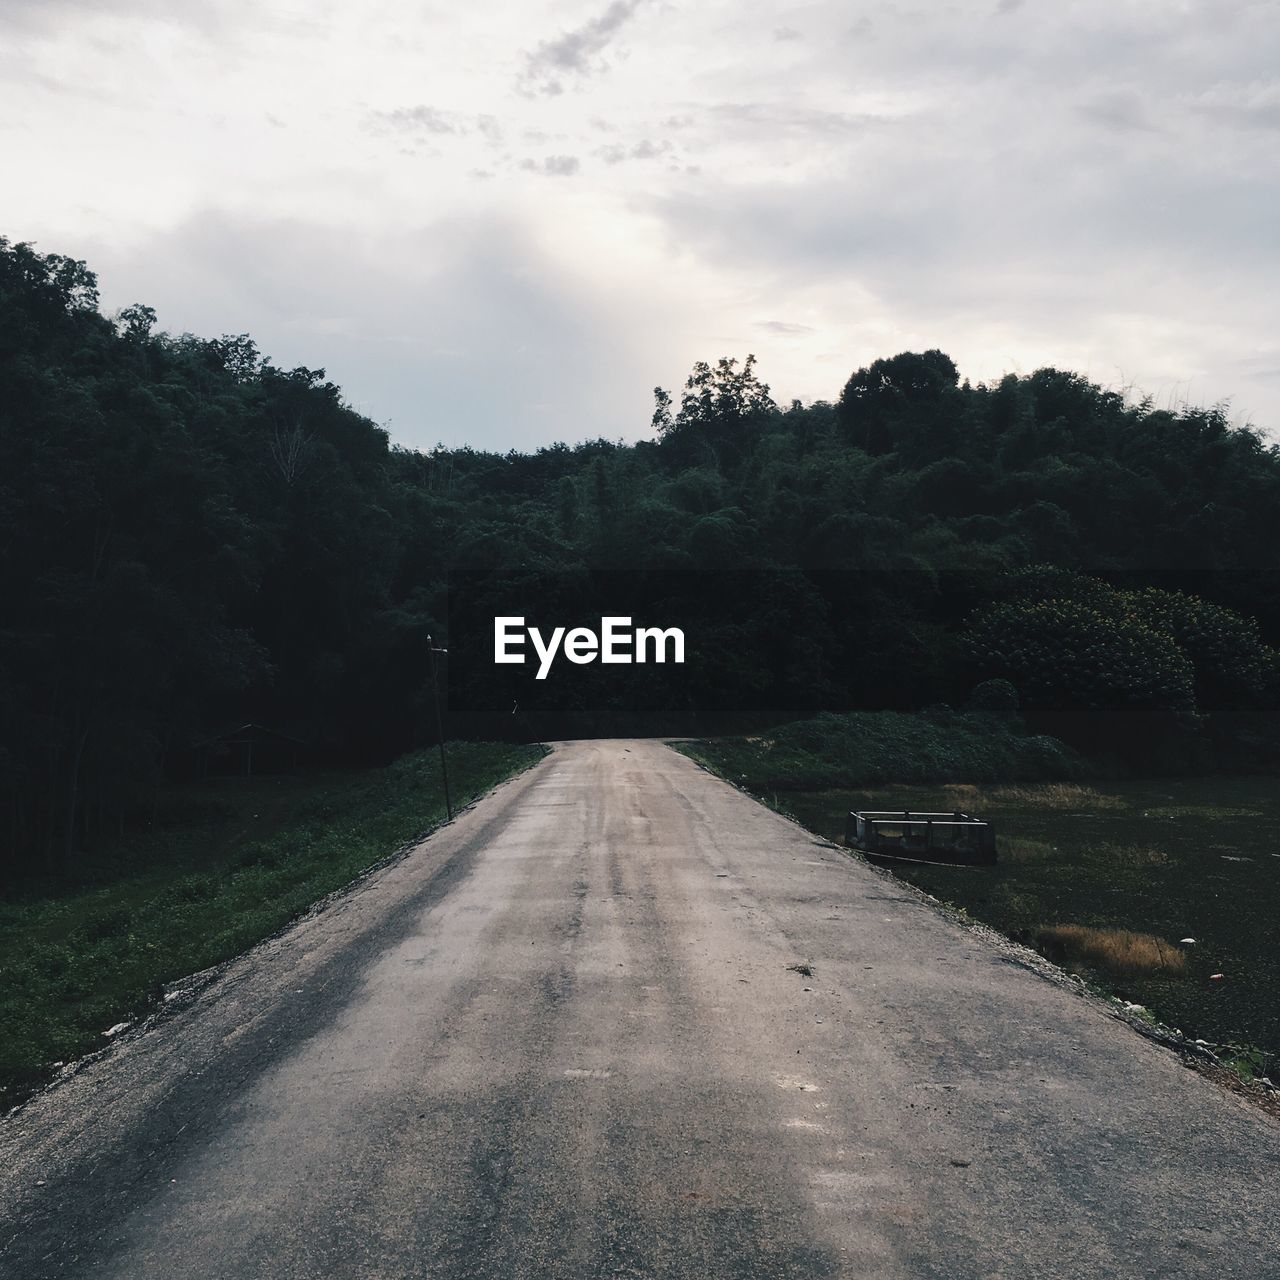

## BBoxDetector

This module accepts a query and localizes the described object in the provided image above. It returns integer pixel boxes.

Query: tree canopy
[4,236,1280,883]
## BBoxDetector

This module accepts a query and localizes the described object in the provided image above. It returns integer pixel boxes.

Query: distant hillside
[4,237,1280,880]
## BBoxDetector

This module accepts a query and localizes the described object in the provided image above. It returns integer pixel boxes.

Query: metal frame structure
[845,809,997,866]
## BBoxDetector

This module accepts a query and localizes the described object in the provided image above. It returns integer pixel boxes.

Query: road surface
[2,740,1278,1278]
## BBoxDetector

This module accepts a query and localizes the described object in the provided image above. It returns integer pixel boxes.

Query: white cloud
[595,138,672,163]
[1,0,1277,447]
[756,321,816,336]
[1188,80,1280,131]
[518,0,651,97]
[369,105,463,136]
[1077,87,1158,133]
[520,154,582,176]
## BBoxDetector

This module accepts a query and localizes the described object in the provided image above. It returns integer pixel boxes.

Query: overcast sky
[3,0,1278,450]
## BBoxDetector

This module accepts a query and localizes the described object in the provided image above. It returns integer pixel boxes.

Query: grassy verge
[680,709,1086,792]
[0,741,545,1108]
[680,717,1279,1080]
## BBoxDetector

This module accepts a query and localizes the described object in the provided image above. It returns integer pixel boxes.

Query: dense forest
[4,237,1280,883]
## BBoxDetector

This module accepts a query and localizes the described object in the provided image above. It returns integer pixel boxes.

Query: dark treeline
[4,238,1280,883]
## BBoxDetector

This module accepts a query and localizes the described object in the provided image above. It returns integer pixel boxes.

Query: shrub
[967,678,1020,721]
[1124,587,1278,710]
[966,568,1280,766]
[967,597,1195,719]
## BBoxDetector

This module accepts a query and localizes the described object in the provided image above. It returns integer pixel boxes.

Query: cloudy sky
[3,0,1278,450]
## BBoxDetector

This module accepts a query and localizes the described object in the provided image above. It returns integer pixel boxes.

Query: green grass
[0,741,545,1107]
[778,779,1280,1074]
[680,709,1085,792]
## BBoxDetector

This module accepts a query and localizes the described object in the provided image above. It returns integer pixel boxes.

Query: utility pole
[427,634,452,820]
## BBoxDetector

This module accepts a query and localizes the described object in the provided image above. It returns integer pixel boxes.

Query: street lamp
[426,634,452,821]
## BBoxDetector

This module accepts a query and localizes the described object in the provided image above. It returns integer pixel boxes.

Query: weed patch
[1034,924,1187,980]
[1086,842,1169,868]
[1000,837,1057,863]
[945,783,1125,811]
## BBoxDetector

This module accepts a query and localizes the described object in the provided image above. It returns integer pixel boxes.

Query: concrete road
[2,741,1278,1279]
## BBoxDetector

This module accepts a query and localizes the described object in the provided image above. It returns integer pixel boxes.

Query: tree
[8,234,1280,876]
[116,304,157,341]
[652,355,778,466]
[837,349,959,455]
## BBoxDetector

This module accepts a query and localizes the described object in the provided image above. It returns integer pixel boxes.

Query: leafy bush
[977,567,1280,720]
[967,597,1195,719]
[967,678,1020,721]
[1124,587,1278,709]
